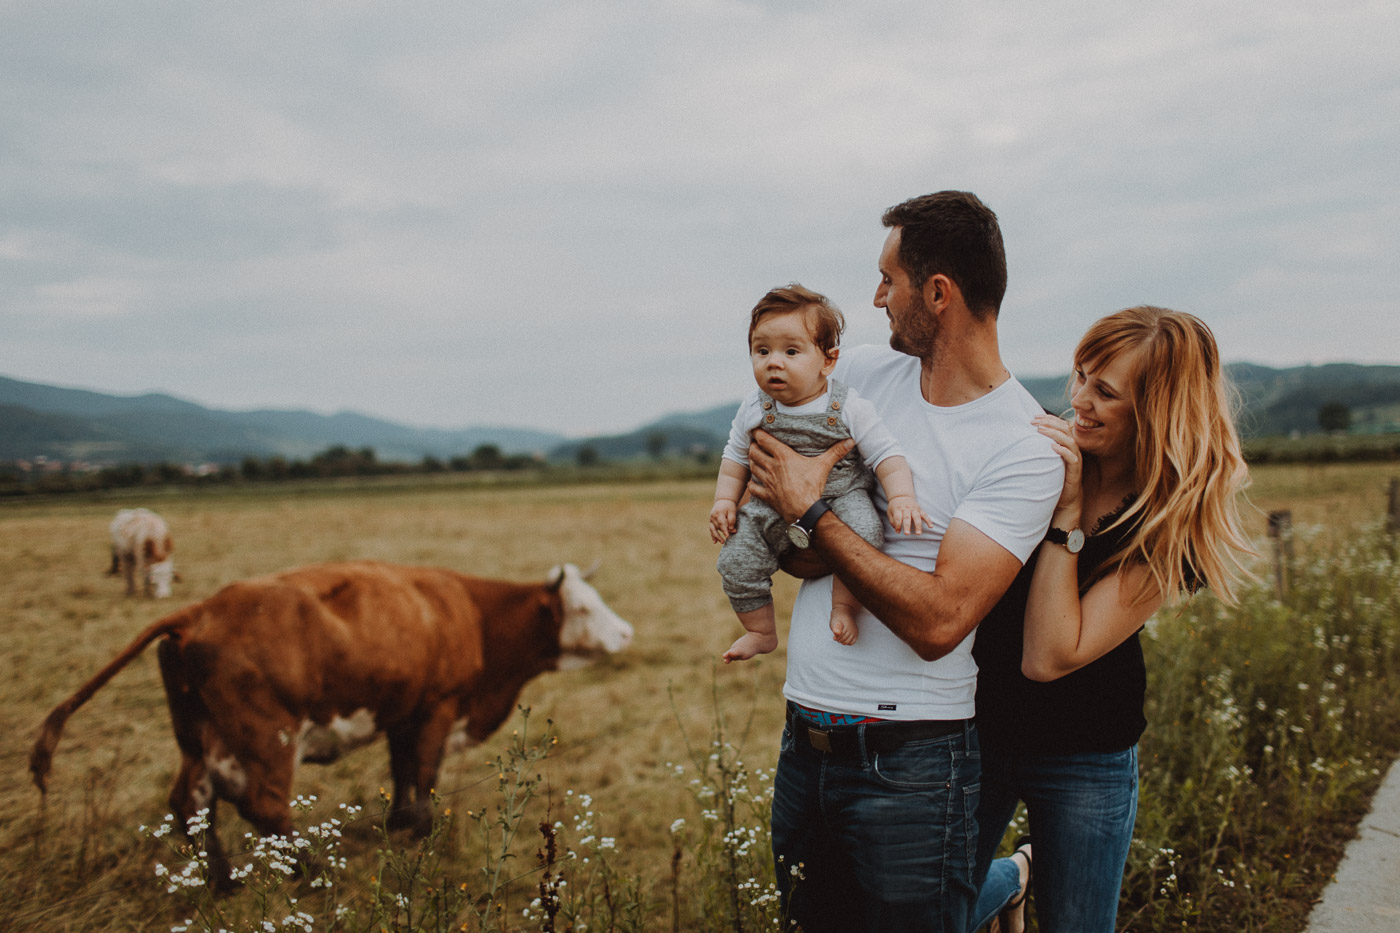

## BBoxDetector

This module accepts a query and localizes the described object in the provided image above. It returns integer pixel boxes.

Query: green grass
[1123,523,1400,931]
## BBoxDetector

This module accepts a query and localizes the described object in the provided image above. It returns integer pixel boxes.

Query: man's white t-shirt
[782,344,1064,721]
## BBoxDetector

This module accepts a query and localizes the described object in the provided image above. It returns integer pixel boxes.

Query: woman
[968,306,1255,933]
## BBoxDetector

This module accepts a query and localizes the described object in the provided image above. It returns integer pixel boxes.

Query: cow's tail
[29,610,194,794]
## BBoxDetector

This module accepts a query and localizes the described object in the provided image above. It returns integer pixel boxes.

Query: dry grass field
[1,462,1396,931]
[1,478,796,930]
[1243,461,1400,535]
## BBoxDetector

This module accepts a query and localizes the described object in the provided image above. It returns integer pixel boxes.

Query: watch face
[787,525,812,549]
[1066,528,1086,553]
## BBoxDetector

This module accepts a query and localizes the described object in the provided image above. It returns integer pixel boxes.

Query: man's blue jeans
[770,711,980,932]
[971,743,1139,933]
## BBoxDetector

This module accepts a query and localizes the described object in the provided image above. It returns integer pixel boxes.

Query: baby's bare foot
[723,631,779,663]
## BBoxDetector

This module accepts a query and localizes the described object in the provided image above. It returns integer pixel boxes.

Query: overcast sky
[3,2,1396,437]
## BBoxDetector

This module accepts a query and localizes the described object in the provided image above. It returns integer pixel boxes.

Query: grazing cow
[109,508,177,598]
[31,560,633,884]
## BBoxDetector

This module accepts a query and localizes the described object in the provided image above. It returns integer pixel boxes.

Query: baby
[710,284,926,662]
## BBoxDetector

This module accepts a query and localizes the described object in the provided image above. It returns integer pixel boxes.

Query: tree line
[4,421,1394,499]
[0,443,564,497]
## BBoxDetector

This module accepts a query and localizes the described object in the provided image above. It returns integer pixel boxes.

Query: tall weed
[667,681,785,932]
[1123,523,1400,932]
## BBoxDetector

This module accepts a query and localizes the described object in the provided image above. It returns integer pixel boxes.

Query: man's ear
[922,273,954,313]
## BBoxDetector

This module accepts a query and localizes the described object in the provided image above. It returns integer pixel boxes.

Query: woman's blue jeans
[969,744,1139,933]
[770,715,981,932]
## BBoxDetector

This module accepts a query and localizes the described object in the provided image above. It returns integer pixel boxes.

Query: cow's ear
[546,565,565,593]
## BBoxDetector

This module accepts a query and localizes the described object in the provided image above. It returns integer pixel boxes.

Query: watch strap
[794,498,832,535]
[1045,526,1085,552]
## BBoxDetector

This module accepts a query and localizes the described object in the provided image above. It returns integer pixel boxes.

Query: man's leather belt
[787,708,969,757]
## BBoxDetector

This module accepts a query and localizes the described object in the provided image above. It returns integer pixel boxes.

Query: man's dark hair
[881,191,1007,320]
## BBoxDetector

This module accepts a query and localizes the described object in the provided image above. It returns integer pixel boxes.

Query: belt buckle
[807,726,833,753]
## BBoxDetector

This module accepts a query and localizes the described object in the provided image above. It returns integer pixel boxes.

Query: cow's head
[548,563,633,668]
[148,559,176,599]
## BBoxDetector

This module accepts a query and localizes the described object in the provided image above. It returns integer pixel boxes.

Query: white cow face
[551,564,634,665]
[148,559,176,598]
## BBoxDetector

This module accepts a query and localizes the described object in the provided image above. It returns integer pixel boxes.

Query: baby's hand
[709,500,739,543]
[887,495,932,535]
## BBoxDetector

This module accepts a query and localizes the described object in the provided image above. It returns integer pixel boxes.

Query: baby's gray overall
[717,379,885,613]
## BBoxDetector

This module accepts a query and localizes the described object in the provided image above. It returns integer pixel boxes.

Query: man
[748,191,1063,932]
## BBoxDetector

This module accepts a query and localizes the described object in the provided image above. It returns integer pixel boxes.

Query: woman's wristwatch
[1044,526,1085,553]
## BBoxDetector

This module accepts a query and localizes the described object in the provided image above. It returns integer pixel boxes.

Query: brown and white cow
[31,560,632,884]
[109,508,177,598]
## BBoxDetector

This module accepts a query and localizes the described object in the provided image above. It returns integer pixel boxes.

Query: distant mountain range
[0,375,565,464]
[641,363,1400,450]
[3,362,1399,465]
[1029,363,1400,437]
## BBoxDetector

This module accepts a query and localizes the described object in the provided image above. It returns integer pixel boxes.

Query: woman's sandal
[991,836,1033,933]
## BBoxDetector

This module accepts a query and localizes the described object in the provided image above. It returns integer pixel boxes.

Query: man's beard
[889,289,938,358]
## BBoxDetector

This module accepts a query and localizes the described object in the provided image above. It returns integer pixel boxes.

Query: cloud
[1,1,1396,434]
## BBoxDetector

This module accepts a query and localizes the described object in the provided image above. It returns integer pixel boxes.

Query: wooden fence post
[1267,510,1293,598]
[1388,477,1400,535]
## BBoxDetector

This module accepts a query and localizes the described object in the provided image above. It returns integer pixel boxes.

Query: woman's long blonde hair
[1076,306,1255,604]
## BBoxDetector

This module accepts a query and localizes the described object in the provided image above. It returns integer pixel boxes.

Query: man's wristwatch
[787,499,832,549]
[1044,526,1085,553]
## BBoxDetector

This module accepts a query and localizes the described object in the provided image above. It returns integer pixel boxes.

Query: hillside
[0,375,566,464]
[1227,363,1400,436]
[3,362,1399,466]
[577,363,1400,460]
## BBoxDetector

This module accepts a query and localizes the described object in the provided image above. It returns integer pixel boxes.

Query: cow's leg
[168,751,237,892]
[159,639,237,892]
[386,704,456,835]
[160,642,297,890]
[385,726,431,834]
[186,730,300,891]
[139,551,154,598]
[107,546,120,575]
[205,702,299,844]
[224,752,296,839]
[121,552,137,595]
[173,730,299,892]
